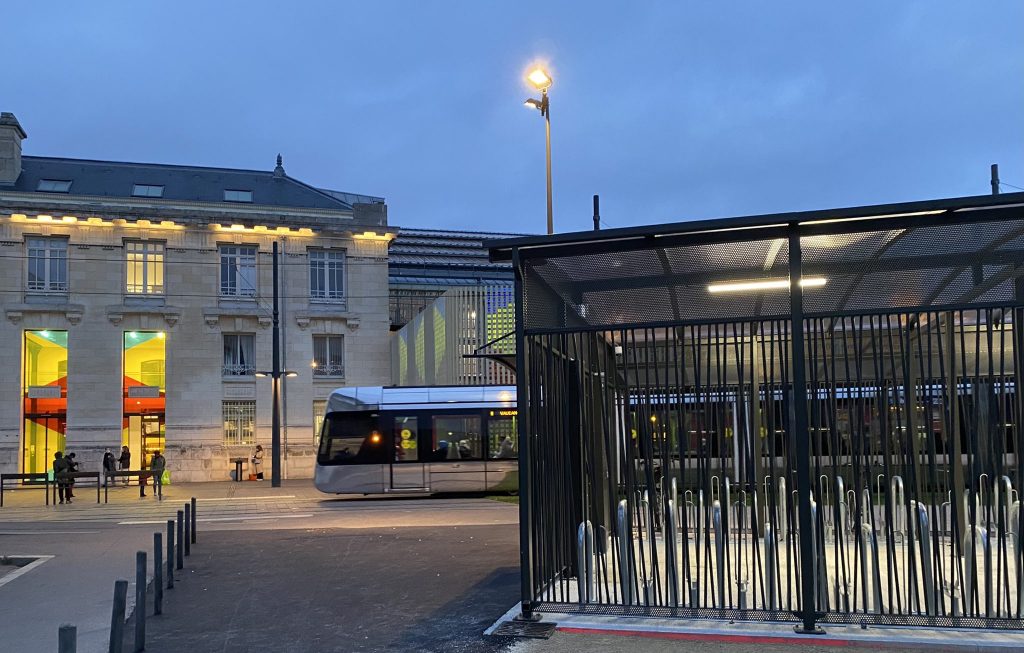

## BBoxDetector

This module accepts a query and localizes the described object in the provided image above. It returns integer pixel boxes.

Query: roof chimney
[0,112,27,186]
[273,153,285,178]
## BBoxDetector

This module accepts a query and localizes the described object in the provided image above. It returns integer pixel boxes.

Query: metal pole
[592,195,600,231]
[184,503,191,557]
[58,624,76,653]
[992,163,1000,195]
[165,521,174,589]
[176,510,184,570]
[134,551,146,652]
[191,497,197,544]
[789,229,823,634]
[109,579,127,653]
[544,90,553,235]
[153,532,162,615]
[271,240,282,487]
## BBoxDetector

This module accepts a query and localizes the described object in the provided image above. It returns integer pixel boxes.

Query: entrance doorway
[22,414,66,475]
[123,413,165,469]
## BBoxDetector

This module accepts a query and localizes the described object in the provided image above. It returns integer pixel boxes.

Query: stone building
[0,112,394,481]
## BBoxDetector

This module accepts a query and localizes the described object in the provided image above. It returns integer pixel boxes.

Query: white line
[0,531,101,535]
[0,555,54,589]
[194,495,297,502]
[118,513,314,525]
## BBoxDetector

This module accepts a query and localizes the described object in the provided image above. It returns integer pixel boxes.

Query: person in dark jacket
[149,451,167,500]
[53,451,71,504]
[118,446,131,486]
[64,452,79,498]
[102,448,116,486]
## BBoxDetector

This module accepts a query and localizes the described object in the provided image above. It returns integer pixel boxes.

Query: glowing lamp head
[527,68,552,91]
[370,432,382,444]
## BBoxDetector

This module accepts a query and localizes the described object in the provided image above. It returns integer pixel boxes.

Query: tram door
[390,415,427,489]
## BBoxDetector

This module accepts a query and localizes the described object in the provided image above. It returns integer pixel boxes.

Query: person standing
[64,452,79,499]
[252,445,264,480]
[139,454,148,498]
[118,445,131,486]
[53,451,71,504]
[149,450,167,500]
[102,448,116,486]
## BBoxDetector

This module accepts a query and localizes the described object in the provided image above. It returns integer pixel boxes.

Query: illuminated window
[312,335,344,377]
[37,179,72,193]
[223,401,255,445]
[26,237,68,292]
[309,249,344,302]
[222,334,255,376]
[125,241,164,295]
[220,245,257,297]
[131,184,164,198]
[223,189,253,203]
[313,400,326,444]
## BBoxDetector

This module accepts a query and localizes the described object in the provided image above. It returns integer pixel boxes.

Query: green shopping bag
[161,469,171,485]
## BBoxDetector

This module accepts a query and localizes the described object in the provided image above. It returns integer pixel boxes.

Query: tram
[314,385,519,494]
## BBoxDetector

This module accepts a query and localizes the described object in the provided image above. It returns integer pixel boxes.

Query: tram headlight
[369,432,382,444]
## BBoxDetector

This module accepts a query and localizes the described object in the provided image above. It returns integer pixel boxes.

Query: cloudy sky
[4,2,1023,234]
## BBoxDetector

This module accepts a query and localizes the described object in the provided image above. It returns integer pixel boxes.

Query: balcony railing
[312,363,345,377]
[222,364,255,377]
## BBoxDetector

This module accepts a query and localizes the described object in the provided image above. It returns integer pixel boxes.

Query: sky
[3,2,1023,235]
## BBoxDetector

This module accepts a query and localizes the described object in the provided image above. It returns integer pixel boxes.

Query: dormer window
[37,179,72,193]
[224,189,253,203]
[132,184,164,198]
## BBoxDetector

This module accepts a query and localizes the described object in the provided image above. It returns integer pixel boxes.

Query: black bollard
[154,533,163,615]
[134,551,146,652]
[109,579,128,653]
[166,520,174,589]
[176,510,184,570]
[191,497,197,544]
[58,624,76,653]
[184,503,191,557]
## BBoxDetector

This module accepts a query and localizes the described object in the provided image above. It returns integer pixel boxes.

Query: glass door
[390,415,427,489]
[22,415,66,475]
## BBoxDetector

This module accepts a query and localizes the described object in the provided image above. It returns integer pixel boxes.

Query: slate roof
[10,156,359,211]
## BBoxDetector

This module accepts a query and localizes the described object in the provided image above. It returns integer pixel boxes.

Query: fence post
[58,624,76,653]
[134,551,146,652]
[176,511,184,570]
[166,521,174,589]
[154,533,162,615]
[191,497,197,544]
[109,579,128,653]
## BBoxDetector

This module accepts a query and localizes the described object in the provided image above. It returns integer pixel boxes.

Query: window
[125,241,164,295]
[488,415,518,459]
[309,249,345,302]
[37,179,72,193]
[131,184,164,198]
[312,335,344,377]
[26,237,68,292]
[220,245,257,297]
[313,400,327,444]
[223,401,255,445]
[222,334,255,376]
[393,416,419,462]
[223,189,253,203]
[316,411,386,465]
[431,415,482,461]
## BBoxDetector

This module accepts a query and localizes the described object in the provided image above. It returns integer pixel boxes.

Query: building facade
[0,112,394,481]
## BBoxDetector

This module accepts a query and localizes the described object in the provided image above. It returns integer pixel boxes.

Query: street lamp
[255,369,298,487]
[524,66,554,235]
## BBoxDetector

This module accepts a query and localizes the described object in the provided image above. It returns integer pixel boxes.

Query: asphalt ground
[133,524,520,653]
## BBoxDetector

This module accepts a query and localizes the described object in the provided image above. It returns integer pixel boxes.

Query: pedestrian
[139,454,148,498]
[53,451,71,504]
[150,450,166,500]
[118,445,131,486]
[102,448,116,486]
[64,452,78,499]
[252,444,264,480]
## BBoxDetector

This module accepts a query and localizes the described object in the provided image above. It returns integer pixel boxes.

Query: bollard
[176,510,184,571]
[712,500,724,608]
[109,579,128,653]
[616,499,635,605]
[58,624,76,653]
[166,521,174,589]
[191,497,197,544]
[665,499,679,607]
[134,551,146,652]
[184,503,191,557]
[154,533,163,615]
[765,525,778,611]
[576,520,594,604]
[916,503,936,616]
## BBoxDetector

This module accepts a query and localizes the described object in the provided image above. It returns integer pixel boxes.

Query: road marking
[0,531,101,535]
[195,495,297,502]
[0,555,54,589]
[119,513,314,525]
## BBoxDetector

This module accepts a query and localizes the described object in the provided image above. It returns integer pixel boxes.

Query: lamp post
[524,67,554,235]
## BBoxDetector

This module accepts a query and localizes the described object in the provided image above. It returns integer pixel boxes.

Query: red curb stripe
[555,626,867,647]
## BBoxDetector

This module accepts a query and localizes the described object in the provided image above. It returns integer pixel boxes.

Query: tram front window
[317,411,387,465]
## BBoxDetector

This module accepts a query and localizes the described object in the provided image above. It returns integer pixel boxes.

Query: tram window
[488,417,518,458]
[317,412,386,465]
[432,416,481,461]
[393,416,419,462]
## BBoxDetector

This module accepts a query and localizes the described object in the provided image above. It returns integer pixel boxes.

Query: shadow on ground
[131,524,520,652]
